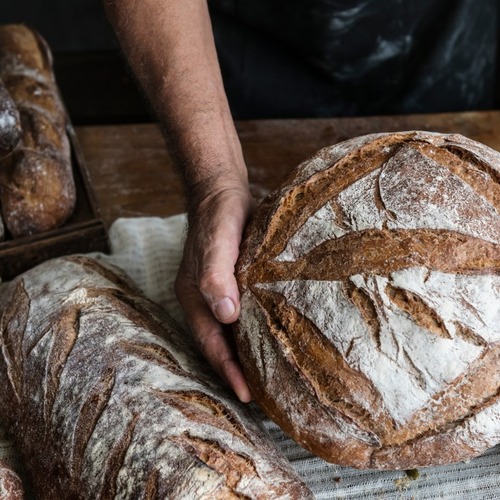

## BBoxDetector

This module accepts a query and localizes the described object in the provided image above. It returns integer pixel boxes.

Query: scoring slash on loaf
[235,131,500,470]
[0,256,312,499]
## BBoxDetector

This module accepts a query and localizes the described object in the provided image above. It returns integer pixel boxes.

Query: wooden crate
[0,123,110,281]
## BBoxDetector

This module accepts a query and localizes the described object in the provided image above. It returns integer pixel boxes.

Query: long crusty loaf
[0,78,21,156]
[0,75,21,242]
[0,24,75,238]
[235,131,500,470]
[0,459,23,499]
[0,255,311,499]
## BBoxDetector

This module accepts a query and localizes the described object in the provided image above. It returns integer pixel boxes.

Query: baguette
[0,24,75,238]
[0,255,311,499]
[235,131,500,469]
[0,459,23,500]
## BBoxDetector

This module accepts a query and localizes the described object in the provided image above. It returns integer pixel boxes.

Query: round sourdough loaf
[234,131,500,470]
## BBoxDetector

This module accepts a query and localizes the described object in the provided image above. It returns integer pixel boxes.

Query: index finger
[176,277,252,403]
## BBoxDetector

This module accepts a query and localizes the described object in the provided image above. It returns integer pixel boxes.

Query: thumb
[197,240,241,324]
[190,186,254,323]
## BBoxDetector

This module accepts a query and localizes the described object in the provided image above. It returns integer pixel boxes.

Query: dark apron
[209,0,499,118]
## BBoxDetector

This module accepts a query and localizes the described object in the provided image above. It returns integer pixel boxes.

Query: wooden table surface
[75,110,500,227]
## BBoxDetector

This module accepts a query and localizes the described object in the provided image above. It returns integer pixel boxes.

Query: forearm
[105,0,253,401]
[104,0,248,209]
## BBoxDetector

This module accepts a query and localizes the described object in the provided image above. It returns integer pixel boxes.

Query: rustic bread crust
[235,131,500,469]
[0,256,311,499]
[0,459,24,500]
[0,24,75,238]
[0,78,21,156]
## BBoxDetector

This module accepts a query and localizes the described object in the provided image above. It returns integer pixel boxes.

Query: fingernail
[236,386,253,403]
[213,297,236,321]
[221,360,253,403]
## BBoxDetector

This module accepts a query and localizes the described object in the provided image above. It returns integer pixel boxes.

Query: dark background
[1,1,499,126]
[1,0,153,125]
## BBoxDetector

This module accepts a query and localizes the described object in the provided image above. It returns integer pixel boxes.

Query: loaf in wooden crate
[0,77,21,158]
[0,256,311,499]
[235,131,500,469]
[0,74,21,242]
[0,24,75,238]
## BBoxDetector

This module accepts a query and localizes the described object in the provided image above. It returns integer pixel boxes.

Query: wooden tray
[0,123,110,281]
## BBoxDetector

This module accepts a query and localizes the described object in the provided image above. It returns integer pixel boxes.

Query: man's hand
[104,0,253,399]
[175,185,254,403]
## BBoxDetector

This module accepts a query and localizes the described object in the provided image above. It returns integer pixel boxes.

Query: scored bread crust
[0,256,312,499]
[0,77,21,156]
[0,24,75,238]
[0,459,24,500]
[235,131,500,470]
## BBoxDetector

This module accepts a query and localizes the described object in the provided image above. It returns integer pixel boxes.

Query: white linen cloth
[2,215,500,499]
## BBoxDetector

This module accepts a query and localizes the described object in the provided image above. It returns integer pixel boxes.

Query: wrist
[166,117,250,217]
[187,176,253,222]
[162,106,248,187]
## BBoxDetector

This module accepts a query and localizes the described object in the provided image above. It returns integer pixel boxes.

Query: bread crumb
[394,469,420,490]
